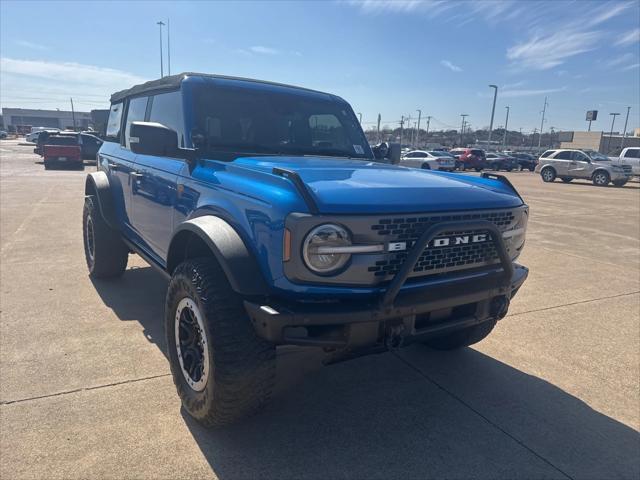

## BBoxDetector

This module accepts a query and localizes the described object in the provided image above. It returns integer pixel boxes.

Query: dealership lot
[1,139,638,479]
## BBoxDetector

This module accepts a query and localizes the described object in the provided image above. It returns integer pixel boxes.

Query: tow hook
[384,323,406,351]
[490,295,510,320]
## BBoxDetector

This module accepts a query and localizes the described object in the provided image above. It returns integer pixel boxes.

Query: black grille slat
[369,210,516,279]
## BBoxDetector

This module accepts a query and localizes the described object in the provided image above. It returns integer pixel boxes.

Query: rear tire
[421,163,431,170]
[424,319,497,350]
[83,196,128,278]
[166,258,276,427]
[561,177,573,183]
[592,171,610,186]
[541,167,556,182]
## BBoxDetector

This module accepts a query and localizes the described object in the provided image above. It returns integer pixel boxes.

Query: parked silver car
[400,150,456,171]
[535,149,632,187]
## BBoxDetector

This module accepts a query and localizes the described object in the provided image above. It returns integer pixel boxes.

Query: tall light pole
[157,21,165,77]
[502,106,510,148]
[399,116,405,146]
[415,109,422,147]
[424,116,431,144]
[607,112,620,153]
[459,114,468,145]
[167,18,171,76]
[487,85,498,148]
[538,96,548,149]
[376,113,381,144]
[620,107,631,149]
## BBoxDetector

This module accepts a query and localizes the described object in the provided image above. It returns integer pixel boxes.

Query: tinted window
[470,149,485,156]
[124,96,148,149]
[149,91,185,147]
[624,148,640,158]
[47,136,78,145]
[192,85,370,159]
[540,150,553,158]
[106,103,123,141]
[572,151,589,162]
[554,151,573,160]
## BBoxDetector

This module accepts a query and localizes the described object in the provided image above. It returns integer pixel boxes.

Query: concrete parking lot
[1,139,638,479]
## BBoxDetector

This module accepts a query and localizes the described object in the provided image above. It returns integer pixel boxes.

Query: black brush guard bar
[380,219,513,308]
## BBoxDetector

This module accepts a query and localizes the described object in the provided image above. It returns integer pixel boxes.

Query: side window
[149,91,186,147]
[624,149,640,158]
[540,150,553,158]
[405,152,417,158]
[554,151,572,160]
[124,96,149,149]
[106,102,123,141]
[572,151,589,162]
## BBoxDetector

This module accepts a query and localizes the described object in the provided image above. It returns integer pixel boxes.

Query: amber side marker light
[283,229,291,262]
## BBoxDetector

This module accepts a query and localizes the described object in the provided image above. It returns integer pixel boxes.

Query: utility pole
[538,96,548,149]
[376,113,381,144]
[607,112,620,153]
[531,128,537,148]
[415,109,422,147]
[399,116,404,147]
[503,106,510,148]
[620,106,631,149]
[167,18,171,75]
[70,97,76,130]
[519,127,523,146]
[549,127,555,148]
[487,84,498,148]
[459,114,468,145]
[157,21,165,77]
[425,116,431,143]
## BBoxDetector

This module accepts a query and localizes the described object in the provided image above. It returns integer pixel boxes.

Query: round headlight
[302,224,351,274]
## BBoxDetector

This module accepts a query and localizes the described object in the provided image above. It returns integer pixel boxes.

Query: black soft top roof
[110,72,331,103]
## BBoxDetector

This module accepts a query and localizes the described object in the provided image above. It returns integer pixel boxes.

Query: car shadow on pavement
[91,266,640,480]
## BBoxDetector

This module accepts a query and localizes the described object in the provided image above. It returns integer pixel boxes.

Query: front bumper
[246,264,528,347]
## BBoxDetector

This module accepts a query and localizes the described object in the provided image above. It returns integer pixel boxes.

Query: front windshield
[192,85,371,159]
[581,149,609,161]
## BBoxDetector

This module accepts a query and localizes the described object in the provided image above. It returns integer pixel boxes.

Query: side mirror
[130,122,196,163]
[372,142,401,164]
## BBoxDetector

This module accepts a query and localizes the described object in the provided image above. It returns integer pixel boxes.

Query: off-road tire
[541,167,556,182]
[561,177,573,183]
[83,196,128,278]
[165,258,276,427]
[424,319,497,350]
[612,179,627,187]
[592,170,610,187]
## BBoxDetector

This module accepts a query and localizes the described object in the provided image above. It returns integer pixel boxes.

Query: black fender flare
[85,171,118,229]
[167,216,269,296]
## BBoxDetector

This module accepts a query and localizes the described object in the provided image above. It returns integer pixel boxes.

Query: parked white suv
[536,149,631,187]
[400,150,456,171]
[610,147,640,176]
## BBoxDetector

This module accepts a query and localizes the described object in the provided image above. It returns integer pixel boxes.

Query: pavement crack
[0,373,171,406]
[507,291,639,318]
[392,352,575,480]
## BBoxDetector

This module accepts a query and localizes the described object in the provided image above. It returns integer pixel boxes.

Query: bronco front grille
[367,210,517,280]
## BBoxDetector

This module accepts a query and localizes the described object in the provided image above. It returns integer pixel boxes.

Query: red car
[450,148,487,171]
[41,135,83,170]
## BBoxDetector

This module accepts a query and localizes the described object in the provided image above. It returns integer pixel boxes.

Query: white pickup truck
[610,147,640,176]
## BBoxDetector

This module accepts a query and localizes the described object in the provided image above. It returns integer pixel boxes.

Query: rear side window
[554,151,572,160]
[624,148,640,158]
[124,96,149,149]
[540,150,553,158]
[148,91,185,147]
[106,103,123,141]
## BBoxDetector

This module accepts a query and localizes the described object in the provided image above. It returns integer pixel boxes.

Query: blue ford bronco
[83,73,529,426]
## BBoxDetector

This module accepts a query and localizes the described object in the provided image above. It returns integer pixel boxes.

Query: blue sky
[1,0,639,134]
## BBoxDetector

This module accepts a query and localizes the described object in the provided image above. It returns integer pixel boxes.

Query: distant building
[559,130,640,154]
[1,108,93,131]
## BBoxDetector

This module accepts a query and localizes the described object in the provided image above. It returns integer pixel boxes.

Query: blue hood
[232,156,524,214]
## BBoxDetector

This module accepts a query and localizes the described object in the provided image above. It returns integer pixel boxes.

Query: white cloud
[249,45,280,55]
[621,63,640,72]
[606,52,636,67]
[14,40,49,50]
[440,60,462,72]
[615,28,640,46]
[0,57,146,110]
[507,30,602,70]
[500,87,567,98]
[502,81,525,89]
